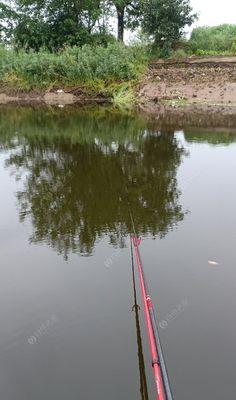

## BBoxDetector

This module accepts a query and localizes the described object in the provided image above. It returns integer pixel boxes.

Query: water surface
[0,106,236,399]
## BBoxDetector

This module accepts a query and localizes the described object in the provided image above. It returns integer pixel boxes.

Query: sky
[191,0,236,28]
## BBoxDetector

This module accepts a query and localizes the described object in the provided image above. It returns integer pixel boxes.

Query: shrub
[171,49,189,59]
[231,38,236,55]
[190,25,236,54]
[194,49,222,56]
[112,84,136,108]
[0,43,148,90]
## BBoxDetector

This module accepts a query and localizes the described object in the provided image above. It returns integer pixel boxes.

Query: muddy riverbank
[0,90,108,106]
[139,56,236,109]
[1,56,236,111]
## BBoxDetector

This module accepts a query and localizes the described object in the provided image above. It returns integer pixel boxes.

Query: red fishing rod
[130,218,173,400]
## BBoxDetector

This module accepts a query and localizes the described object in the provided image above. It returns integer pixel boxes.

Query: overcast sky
[191,0,236,27]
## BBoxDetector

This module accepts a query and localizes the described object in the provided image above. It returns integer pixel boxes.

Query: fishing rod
[130,236,149,400]
[130,214,173,400]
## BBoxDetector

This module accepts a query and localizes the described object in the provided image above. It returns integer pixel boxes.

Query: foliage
[141,0,197,56]
[0,43,147,90]
[0,0,197,48]
[0,0,142,46]
[232,39,236,55]
[0,0,111,50]
[0,1,18,39]
[190,25,236,54]
[112,83,136,107]
[169,48,189,59]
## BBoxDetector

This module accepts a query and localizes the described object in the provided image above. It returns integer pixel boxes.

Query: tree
[110,0,141,42]
[141,0,197,55]
[1,0,197,50]
[0,0,110,50]
[0,1,18,43]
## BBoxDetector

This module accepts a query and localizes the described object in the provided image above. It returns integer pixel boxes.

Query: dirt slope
[139,56,236,106]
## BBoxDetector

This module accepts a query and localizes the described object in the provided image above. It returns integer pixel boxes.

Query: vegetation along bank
[0,0,236,109]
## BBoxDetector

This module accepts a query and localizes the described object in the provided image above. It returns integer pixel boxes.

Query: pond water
[0,106,236,400]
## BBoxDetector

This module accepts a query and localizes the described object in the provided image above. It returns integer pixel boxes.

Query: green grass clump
[170,49,189,59]
[0,43,148,91]
[112,84,136,108]
[190,25,236,54]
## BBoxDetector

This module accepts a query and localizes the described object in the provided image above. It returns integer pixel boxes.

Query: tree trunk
[116,6,125,42]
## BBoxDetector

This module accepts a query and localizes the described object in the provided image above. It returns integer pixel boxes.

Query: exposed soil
[139,56,236,108]
[0,93,20,104]
[0,87,109,106]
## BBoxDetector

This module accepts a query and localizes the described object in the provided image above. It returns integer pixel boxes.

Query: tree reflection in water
[0,107,186,258]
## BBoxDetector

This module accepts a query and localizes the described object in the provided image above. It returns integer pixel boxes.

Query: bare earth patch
[139,56,236,107]
[44,92,76,105]
[0,93,20,104]
[0,88,109,106]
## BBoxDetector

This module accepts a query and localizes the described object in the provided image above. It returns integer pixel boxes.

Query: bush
[194,49,222,56]
[0,43,148,90]
[231,38,236,55]
[190,25,236,54]
[171,49,189,59]
[112,84,136,108]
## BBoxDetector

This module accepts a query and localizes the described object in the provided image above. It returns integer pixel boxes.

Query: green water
[0,106,236,399]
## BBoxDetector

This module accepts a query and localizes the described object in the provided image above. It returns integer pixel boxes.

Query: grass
[190,25,236,55]
[112,84,136,108]
[2,27,236,108]
[0,43,148,104]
